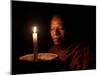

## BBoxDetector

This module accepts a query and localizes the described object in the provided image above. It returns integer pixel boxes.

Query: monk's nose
[54,29,60,35]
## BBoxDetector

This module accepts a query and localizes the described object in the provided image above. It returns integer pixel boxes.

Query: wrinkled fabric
[48,42,93,70]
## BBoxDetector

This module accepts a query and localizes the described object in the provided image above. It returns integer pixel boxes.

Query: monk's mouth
[53,38,61,41]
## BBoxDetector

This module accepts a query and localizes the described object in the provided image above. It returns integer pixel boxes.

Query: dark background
[12,1,96,74]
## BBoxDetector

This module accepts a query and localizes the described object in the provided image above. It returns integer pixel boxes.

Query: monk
[48,15,94,70]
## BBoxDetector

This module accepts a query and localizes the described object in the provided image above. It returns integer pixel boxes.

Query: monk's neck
[53,44,65,50]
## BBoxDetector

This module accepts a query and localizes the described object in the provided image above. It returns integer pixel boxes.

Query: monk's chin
[54,42,62,46]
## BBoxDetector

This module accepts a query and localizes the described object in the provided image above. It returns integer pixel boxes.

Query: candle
[32,26,38,61]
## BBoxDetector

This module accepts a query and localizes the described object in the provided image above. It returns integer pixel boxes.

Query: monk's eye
[50,28,55,31]
[58,26,64,30]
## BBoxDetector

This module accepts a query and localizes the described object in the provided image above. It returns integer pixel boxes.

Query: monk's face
[50,16,65,45]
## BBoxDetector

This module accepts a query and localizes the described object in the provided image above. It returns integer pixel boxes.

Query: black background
[12,1,96,74]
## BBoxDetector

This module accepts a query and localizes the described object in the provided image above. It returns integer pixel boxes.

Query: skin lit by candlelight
[33,26,37,33]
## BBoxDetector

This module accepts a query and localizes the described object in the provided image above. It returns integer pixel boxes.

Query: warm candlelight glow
[32,26,38,61]
[33,26,37,33]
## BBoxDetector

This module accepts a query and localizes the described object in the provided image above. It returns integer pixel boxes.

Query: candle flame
[33,26,37,33]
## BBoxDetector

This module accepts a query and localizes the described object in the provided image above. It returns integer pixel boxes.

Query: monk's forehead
[51,16,63,22]
[51,16,63,25]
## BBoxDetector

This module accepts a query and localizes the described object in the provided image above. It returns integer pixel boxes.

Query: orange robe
[48,42,94,70]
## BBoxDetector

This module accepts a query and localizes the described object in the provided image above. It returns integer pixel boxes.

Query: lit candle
[32,26,38,61]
